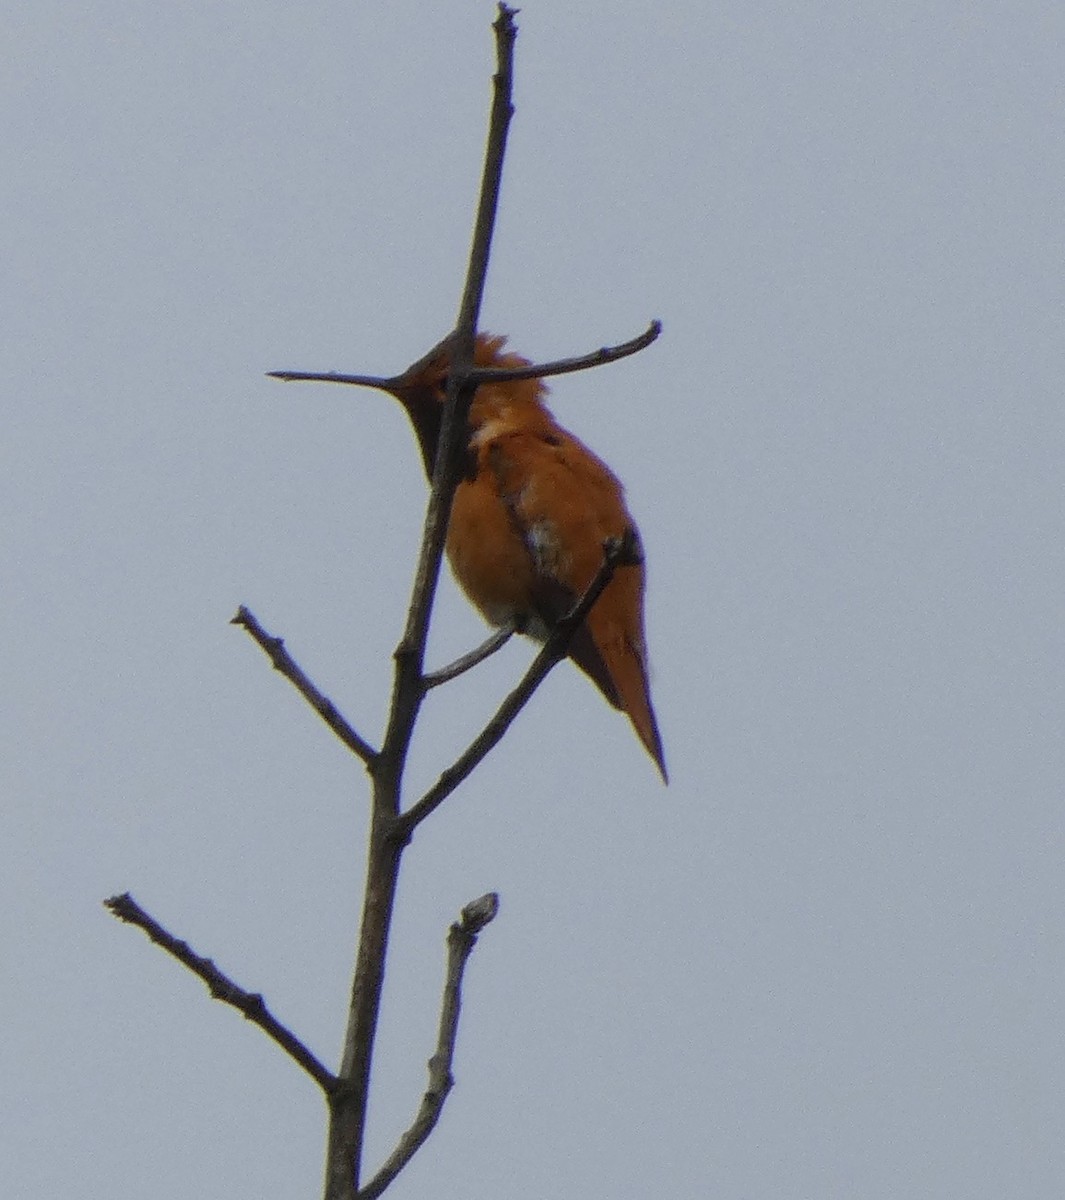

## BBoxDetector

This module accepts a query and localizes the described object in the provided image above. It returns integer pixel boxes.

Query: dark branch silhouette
[267,320,660,390]
[358,893,499,1200]
[108,8,659,1200]
[423,622,517,690]
[400,533,640,835]
[323,11,521,1199]
[231,606,378,766]
[104,892,336,1094]
[469,319,661,383]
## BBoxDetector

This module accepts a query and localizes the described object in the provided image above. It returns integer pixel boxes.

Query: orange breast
[445,418,633,623]
[446,466,538,626]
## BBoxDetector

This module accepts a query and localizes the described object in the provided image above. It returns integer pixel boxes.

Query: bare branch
[326,14,522,1199]
[470,319,662,385]
[423,622,517,690]
[231,606,379,767]
[266,322,660,395]
[376,2,519,776]
[455,3,518,340]
[109,11,659,1200]
[358,893,499,1200]
[399,534,638,834]
[104,892,336,1095]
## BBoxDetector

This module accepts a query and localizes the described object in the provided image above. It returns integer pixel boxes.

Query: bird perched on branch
[285,333,667,782]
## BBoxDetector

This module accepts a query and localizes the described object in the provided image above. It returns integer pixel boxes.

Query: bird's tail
[611,640,668,784]
[570,616,668,784]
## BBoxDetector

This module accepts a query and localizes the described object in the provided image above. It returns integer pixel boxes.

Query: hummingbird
[279,333,667,781]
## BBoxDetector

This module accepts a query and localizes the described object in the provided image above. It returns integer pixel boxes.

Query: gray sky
[3,2,1063,1197]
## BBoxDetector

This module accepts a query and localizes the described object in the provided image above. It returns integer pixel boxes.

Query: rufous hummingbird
[278,333,667,782]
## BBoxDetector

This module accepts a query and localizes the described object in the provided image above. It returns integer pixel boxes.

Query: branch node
[243,993,267,1020]
[460,891,500,933]
[400,537,626,832]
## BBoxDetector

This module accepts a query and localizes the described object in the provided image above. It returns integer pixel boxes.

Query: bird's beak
[266,368,407,398]
[268,333,458,481]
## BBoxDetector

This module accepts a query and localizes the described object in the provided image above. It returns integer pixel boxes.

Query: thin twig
[454,3,518,341]
[423,622,517,690]
[231,606,378,767]
[357,893,499,1200]
[399,534,638,834]
[470,319,662,384]
[104,892,336,1095]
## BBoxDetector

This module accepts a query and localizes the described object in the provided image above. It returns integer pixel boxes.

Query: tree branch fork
[105,889,498,1200]
[106,6,659,1198]
[227,526,636,836]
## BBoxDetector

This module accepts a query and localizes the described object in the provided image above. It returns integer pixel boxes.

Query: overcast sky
[3,2,1063,1197]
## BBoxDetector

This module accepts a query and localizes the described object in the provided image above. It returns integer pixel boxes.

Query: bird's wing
[486,426,638,711]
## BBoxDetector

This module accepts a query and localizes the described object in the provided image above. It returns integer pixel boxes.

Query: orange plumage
[365,333,666,782]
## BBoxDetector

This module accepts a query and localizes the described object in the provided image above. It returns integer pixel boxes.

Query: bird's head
[283,333,544,480]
